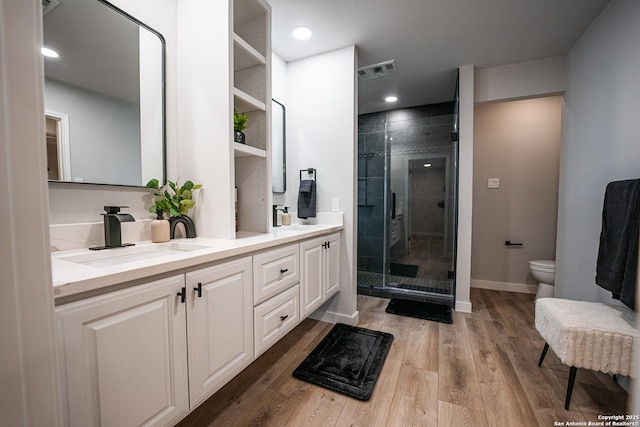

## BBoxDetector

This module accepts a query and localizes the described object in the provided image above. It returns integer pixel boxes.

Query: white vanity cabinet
[56,257,254,426]
[300,232,341,318]
[54,229,342,426]
[55,275,189,427]
[185,256,254,408]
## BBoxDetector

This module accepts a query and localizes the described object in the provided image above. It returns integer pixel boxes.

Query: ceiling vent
[42,0,59,16]
[358,60,397,81]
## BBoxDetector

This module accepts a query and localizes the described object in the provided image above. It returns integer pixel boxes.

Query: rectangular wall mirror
[42,0,166,187]
[272,99,286,193]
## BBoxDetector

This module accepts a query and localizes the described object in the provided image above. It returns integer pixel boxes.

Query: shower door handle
[391,192,396,219]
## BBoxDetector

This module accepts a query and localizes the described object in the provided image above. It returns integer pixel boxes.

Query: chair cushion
[535,298,638,377]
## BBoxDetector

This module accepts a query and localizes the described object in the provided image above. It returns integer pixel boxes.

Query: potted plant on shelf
[234,108,248,144]
[146,178,202,238]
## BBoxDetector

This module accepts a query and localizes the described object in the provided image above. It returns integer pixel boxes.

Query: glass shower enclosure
[357,91,459,307]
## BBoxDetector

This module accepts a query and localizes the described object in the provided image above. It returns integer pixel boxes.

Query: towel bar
[300,168,316,181]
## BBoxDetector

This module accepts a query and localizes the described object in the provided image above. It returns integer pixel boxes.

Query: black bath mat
[292,323,394,401]
[385,298,453,324]
[390,262,419,277]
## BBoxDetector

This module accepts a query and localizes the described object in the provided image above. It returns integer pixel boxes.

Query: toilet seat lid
[529,260,555,271]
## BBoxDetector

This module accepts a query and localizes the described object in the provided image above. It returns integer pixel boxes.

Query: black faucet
[272,205,288,227]
[169,215,197,239]
[90,206,135,250]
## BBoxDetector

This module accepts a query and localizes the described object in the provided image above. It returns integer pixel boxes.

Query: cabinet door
[56,275,188,427]
[300,236,324,318]
[325,232,341,299]
[186,257,254,407]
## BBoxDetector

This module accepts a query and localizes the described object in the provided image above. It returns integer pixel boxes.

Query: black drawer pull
[280,315,289,321]
[177,287,186,303]
[280,268,288,274]
[194,282,202,298]
[505,240,523,247]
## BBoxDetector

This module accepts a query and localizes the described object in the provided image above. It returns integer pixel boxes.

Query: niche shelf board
[233,88,265,113]
[234,142,266,158]
[233,34,265,70]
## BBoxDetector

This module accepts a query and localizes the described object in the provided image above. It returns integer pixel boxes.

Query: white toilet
[529,260,555,299]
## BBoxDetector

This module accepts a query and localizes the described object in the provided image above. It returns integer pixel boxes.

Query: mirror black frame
[45,0,167,188]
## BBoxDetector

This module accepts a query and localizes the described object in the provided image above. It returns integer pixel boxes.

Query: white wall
[555,0,640,303]
[475,56,565,104]
[456,65,474,313]
[0,0,63,423]
[48,0,178,226]
[284,46,359,324]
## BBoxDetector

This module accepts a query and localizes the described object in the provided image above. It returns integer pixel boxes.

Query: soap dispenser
[281,207,291,225]
[151,209,170,243]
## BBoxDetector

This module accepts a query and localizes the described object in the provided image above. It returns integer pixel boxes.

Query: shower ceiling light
[424,163,432,168]
[385,96,398,103]
[41,47,59,58]
[292,26,313,40]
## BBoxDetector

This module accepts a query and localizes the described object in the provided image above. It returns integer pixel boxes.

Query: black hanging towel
[298,168,316,219]
[595,178,640,310]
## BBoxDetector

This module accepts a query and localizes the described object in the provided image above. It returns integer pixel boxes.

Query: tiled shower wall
[357,102,455,274]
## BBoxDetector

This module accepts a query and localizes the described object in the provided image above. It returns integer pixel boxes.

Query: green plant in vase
[234,108,248,144]
[146,178,203,238]
[146,178,202,216]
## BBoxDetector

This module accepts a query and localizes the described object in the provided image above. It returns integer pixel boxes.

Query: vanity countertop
[52,223,342,302]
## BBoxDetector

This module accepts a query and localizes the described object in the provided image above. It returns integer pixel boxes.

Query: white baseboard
[309,309,360,326]
[455,300,472,313]
[471,279,538,294]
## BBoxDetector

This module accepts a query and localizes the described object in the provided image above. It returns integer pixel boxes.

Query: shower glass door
[357,91,459,306]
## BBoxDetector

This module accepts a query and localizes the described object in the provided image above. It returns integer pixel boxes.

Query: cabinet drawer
[254,284,300,357]
[253,243,299,305]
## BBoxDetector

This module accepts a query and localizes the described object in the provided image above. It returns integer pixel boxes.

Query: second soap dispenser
[151,208,170,243]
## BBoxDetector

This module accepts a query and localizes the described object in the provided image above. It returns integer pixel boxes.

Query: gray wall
[555,0,640,302]
[44,78,141,185]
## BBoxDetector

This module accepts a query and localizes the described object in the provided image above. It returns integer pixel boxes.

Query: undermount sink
[60,242,209,268]
[272,224,323,233]
[287,224,323,230]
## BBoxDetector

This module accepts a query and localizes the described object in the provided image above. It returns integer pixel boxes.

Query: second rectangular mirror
[272,99,286,193]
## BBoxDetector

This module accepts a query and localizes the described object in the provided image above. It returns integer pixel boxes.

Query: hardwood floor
[177,289,628,426]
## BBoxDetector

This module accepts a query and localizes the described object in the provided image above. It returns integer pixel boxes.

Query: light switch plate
[488,178,500,189]
[332,198,340,211]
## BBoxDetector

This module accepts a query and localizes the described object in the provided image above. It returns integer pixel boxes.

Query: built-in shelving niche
[232,0,271,237]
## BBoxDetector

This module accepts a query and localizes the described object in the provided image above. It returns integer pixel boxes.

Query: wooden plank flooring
[177,289,629,426]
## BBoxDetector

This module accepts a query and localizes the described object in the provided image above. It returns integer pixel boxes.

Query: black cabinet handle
[322,242,328,249]
[194,282,202,298]
[280,315,289,321]
[280,268,288,274]
[177,287,186,303]
[505,240,523,247]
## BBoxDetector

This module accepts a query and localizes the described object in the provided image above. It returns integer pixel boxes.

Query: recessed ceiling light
[292,26,313,40]
[385,96,398,103]
[41,47,59,58]
[424,163,432,168]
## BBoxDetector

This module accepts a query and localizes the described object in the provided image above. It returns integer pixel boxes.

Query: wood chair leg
[538,342,549,367]
[565,366,577,410]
